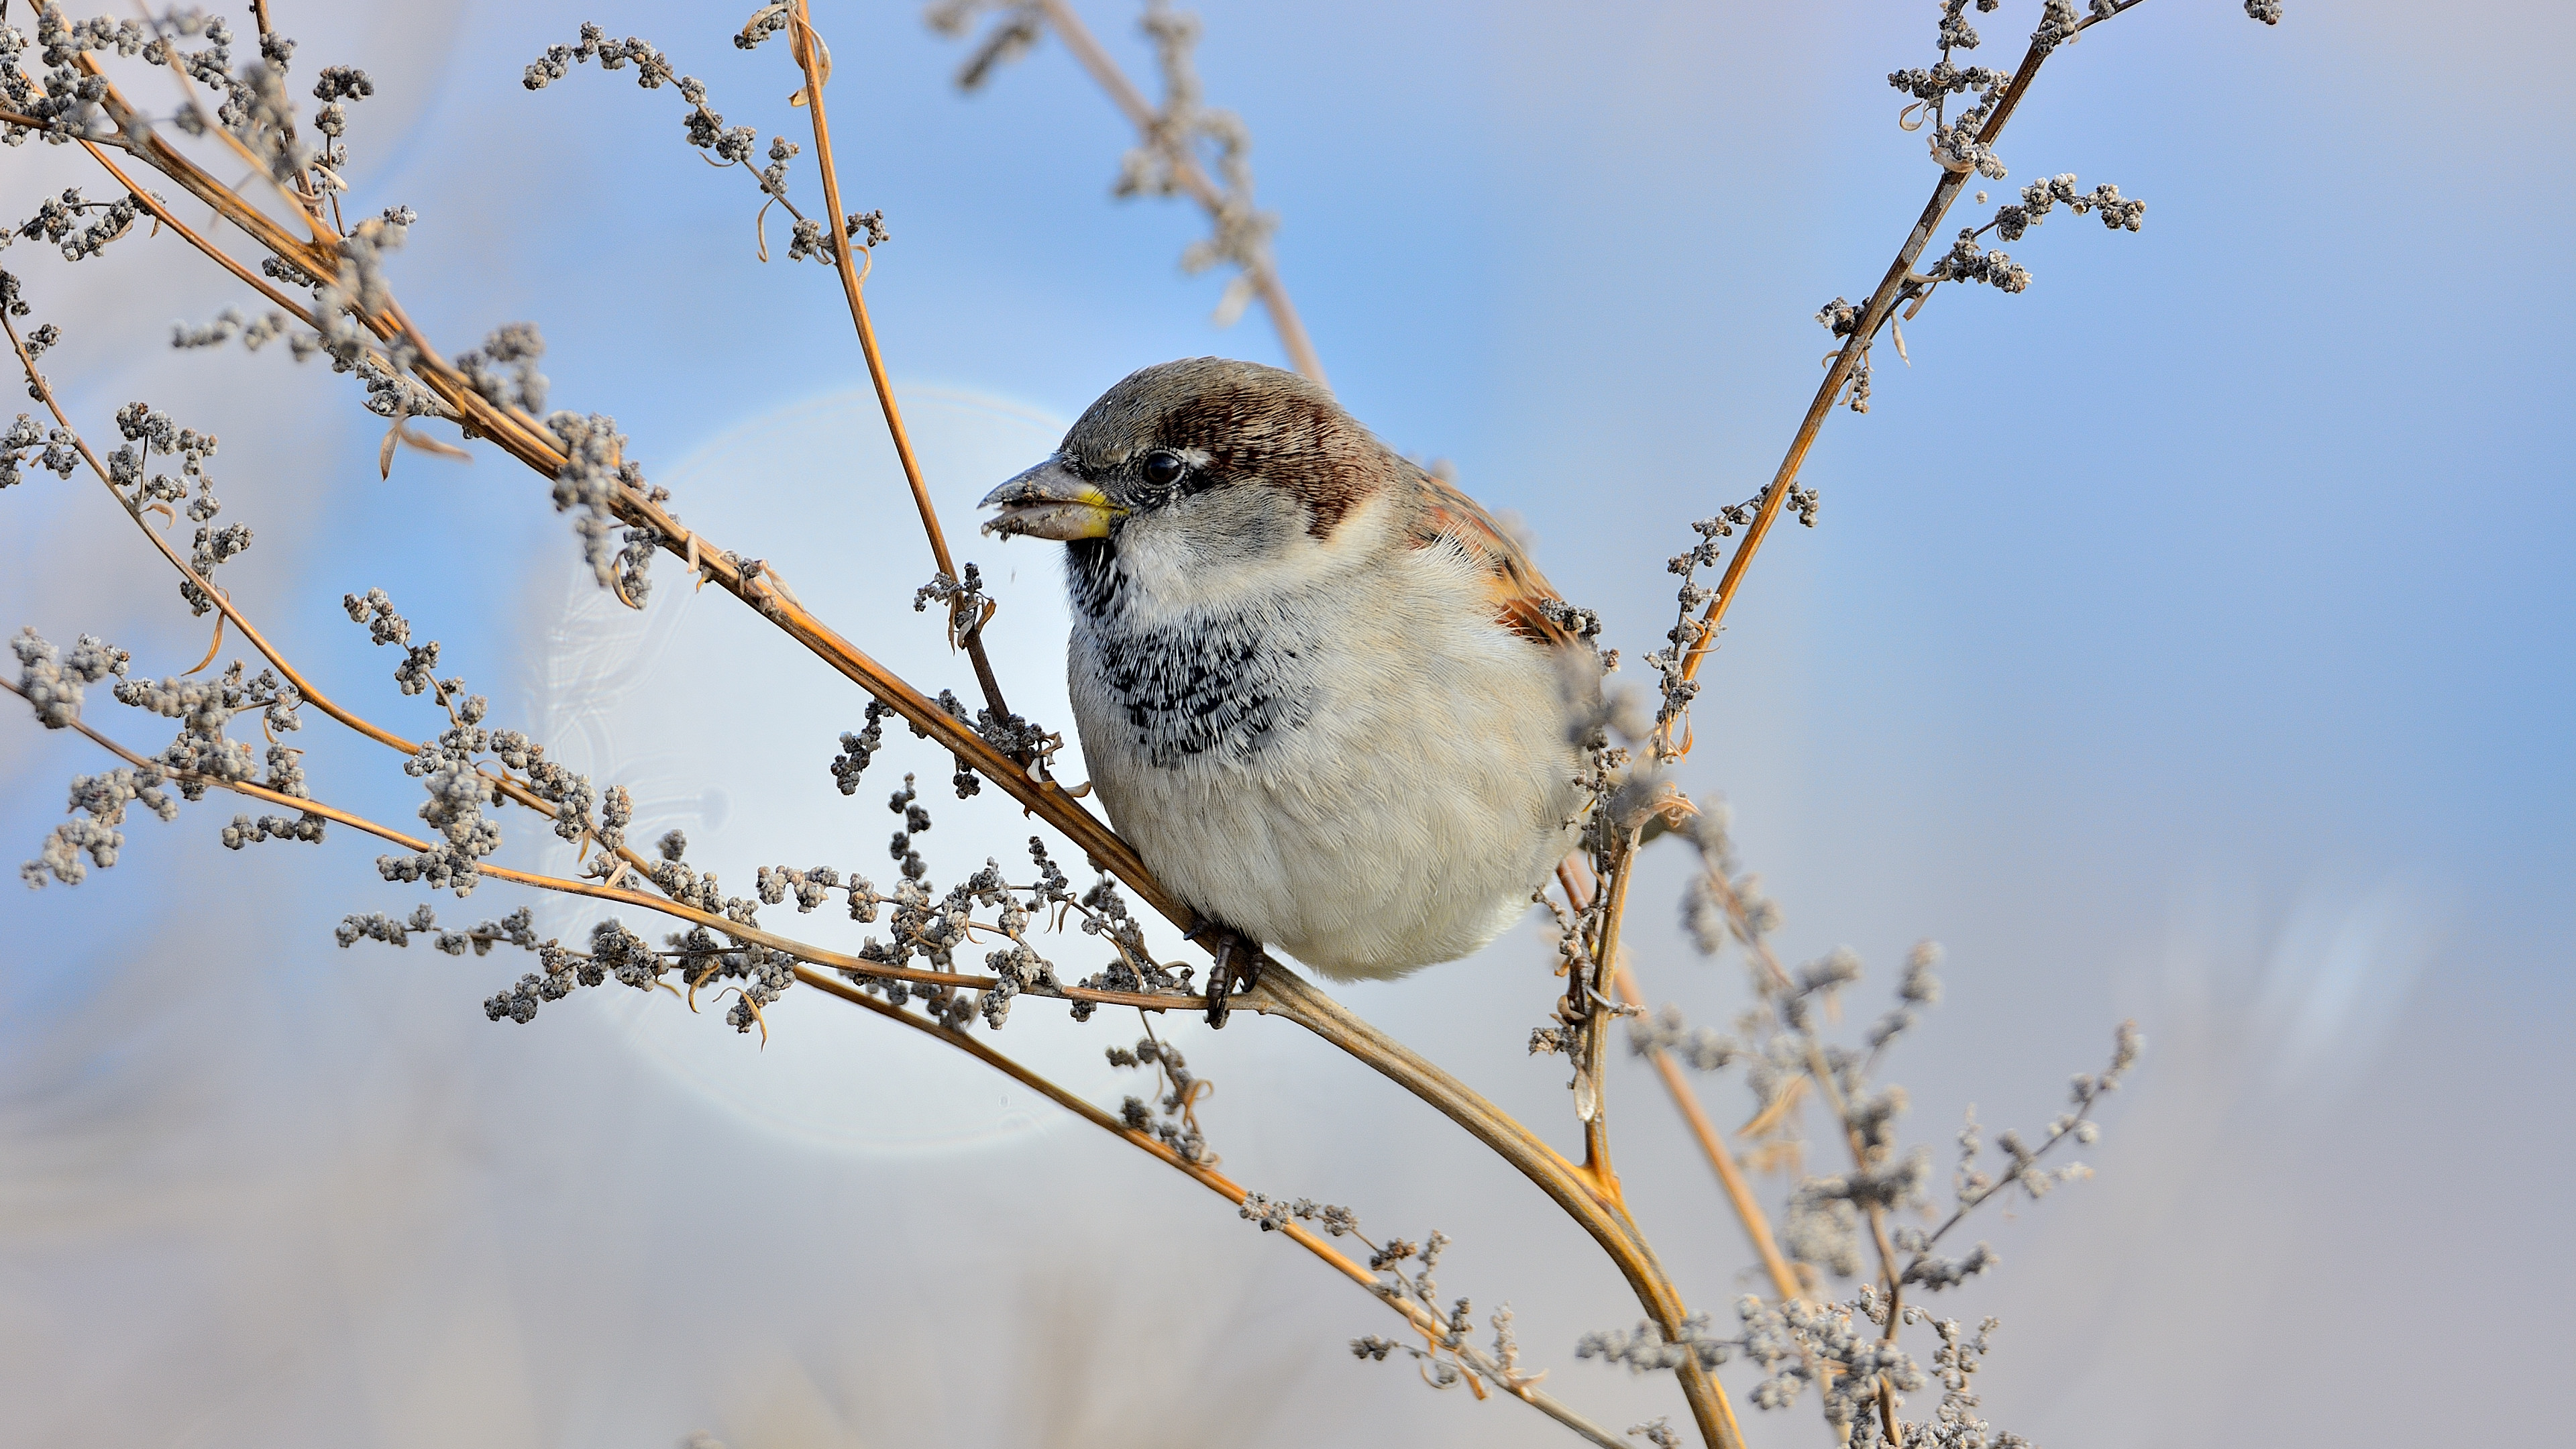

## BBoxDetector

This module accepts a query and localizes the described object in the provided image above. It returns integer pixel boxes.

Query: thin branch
[130,21,331,244]
[0,313,417,753]
[1578,847,1857,1416]
[1915,1063,2123,1255]
[71,52,335,275]
[1028,0,1326,386]
[788,1,1016,729]
[1694,863,1911,1442]
[1623,969,1804,1306]
[1576,836,1636,1200]
[1,105,132,144]
[1562,849,1803,1309]
[83,141,320,327]
[1677,20,2097,692]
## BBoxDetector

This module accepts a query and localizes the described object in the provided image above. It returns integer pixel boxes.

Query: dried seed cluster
[1589,795,2143,1447]
[523,20,888,268]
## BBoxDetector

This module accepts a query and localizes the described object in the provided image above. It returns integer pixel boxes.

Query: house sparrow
[981,358,1596,1014]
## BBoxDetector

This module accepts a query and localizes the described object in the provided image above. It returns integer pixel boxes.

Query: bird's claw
[1203,928,1262,1028]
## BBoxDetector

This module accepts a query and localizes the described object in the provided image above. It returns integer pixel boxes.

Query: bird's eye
[1140,449,1187,488]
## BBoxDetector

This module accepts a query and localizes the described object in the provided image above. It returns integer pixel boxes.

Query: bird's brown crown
[1063,357,1383,538]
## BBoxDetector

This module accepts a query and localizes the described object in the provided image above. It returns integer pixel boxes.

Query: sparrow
[981,358,1596,1009]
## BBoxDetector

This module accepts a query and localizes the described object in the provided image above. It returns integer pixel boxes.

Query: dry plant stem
[1248,968,1746,1449]
[60,68,1754,1446]
[1576,837,1639,1200]
[1699,868,1907,1441]
[9,299,618,883]
[94,43,327,250]
[9,307,659,904]
[1678,28,2068,690]
[1,106,125,140]
[74,65,551,476]
[148,50,326,234]
[1576,849,1861,1407]
[1610,961,1850,1422]
[83,142,321,326]
[0,317,405,762]
[1621,967,1803,1305]
[794,968,1628,1449]
[1029,0,1326,386]
[72,54,337,272]
[1559,858,1797,1299]
[788,1,1014,727]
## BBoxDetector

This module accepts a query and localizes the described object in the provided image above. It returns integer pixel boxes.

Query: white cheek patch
[1112,488,1397,623]
[1234,486,1397,593]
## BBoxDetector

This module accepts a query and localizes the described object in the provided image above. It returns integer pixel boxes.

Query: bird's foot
[1202,926,1263,1028]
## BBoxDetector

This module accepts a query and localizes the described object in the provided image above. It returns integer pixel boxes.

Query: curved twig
[1678,23,2083,691]
[1026,0,1326,386]
[787,0,1017,727]
[1247,967,1746,1449]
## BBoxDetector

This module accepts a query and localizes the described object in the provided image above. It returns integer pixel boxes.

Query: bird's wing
[1405,466,1582,649]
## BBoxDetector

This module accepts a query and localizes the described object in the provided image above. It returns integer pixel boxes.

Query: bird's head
[981,358,1393,612]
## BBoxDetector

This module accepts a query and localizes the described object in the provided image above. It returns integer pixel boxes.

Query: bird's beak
[981,458,1123,541]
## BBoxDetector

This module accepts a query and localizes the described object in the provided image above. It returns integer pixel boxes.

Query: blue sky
[3,3,2568,1446]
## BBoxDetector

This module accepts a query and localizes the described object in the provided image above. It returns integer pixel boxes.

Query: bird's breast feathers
[1065,499,1592,979]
